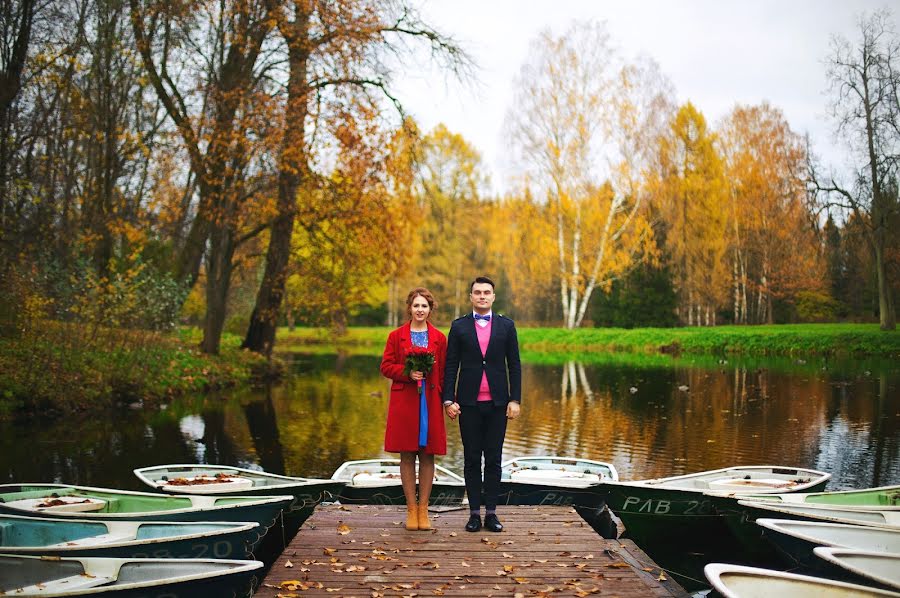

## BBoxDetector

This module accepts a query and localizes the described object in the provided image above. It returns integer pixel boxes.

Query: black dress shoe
[484,513,503,532]
[464,514,482,532]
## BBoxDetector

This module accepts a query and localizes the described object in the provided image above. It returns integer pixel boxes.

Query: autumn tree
[408,123,490,318]
[506,21,662,328]
[242,1,470,354]
[657,102,728,325]
[812,8,899,330]
[283,105,398,332]
[130,0,279,353]
[719,103,823,324]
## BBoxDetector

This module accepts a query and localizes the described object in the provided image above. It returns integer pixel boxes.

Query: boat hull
[335,483,465,506]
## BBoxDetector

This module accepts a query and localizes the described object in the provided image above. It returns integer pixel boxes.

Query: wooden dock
[256,505,688,597]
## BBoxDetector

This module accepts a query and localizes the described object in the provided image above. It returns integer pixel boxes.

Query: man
[443,276,521,532]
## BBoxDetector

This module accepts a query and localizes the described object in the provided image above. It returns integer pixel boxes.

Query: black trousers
[459,402,508,511]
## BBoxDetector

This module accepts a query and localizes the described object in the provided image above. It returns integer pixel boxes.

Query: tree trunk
[0,0,35,234]
[873,237,896,330]
[243,17,311,355]
[202,227,235,355]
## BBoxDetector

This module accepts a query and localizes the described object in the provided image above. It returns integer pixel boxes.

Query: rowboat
[499,456,619,538]
[0,484,293,530]
[721,499,900,559]
[0,513,263,559]
[0,554,263,597]
[134,464,343,505]
[330,459,465,506]
[602,465,830,553]
[814,547,900,591]
[757,518,900,570]
[703,563,900,598]
[720,484,900,508]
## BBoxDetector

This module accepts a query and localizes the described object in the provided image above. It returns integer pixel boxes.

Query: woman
[380,287,447,531]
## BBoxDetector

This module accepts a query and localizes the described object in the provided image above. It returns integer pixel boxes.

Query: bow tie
[474,314,491,322]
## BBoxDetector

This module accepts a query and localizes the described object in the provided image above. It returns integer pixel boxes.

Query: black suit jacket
[442,313,521,406]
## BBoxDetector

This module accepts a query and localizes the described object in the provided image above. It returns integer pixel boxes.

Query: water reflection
[1,355,898,492]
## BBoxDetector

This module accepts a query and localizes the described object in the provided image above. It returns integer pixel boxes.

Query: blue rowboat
[0,484,293,531]
[704,563,900,598]
[499,455,620,538]
[0,513,263,559]
[0,554,263,597]
[331,459,465,506]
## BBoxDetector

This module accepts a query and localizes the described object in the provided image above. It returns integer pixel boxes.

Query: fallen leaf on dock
[284,560,293,568]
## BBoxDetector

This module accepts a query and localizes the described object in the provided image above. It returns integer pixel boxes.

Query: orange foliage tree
[719,103,824,324]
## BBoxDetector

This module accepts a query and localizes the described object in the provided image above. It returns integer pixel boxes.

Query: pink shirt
[476,316,492,401]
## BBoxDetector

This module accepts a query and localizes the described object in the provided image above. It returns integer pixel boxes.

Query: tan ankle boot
[417,503,431,530]
[405,503,419,531]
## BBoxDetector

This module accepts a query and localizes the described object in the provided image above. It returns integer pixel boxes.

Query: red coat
[381,321,447,455]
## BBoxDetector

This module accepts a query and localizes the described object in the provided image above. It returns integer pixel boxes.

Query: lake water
[2,351,898,590]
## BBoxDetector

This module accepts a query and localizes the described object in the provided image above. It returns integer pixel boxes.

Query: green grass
[0,323,274,418]
[276,323,900,357]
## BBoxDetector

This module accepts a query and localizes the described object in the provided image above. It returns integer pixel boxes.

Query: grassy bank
[0,324,274,418]
[277,323,900,357]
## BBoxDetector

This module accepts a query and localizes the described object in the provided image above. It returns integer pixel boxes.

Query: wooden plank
[256,505,688,597]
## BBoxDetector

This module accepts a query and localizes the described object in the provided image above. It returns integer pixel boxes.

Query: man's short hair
[469,276,495,293]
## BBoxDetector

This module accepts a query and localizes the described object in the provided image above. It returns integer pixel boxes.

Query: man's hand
[445,402,460,420]
[507,401,520,420]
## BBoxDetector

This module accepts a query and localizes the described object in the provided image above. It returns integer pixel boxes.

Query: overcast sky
[392,0,898,194]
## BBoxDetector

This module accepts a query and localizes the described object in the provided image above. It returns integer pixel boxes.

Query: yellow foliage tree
[505,21,662,328]
[657,102,728,325]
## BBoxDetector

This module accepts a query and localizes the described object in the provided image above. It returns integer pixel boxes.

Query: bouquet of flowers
[403,347,436,389]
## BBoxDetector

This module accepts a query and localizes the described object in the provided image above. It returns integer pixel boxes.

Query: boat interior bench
[47,531,135,547]
[2,497,108,513]
[12,574,115,593]
[0,558,117,594]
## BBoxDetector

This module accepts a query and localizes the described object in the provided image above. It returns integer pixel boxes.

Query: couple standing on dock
[380,276,522,534]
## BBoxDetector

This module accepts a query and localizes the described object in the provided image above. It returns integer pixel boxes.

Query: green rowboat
[0,513,263,559]
[0,484,293,531]
[602,465,830,554]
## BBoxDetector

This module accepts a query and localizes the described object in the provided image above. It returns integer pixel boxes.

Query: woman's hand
[410,371,424,381]
[445,402,460,420]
